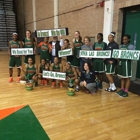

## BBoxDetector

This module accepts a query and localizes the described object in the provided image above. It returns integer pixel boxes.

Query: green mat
[0,105,50,140]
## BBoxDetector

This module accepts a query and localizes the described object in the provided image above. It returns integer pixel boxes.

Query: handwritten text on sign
[11,48,33,55]
[112,49,140,60]
[36,28,68,37]
[58,48,72,57]
[79,50,111,58]
[43,70,66,80]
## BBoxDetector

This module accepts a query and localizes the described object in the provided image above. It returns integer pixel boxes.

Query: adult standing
[49,36,63,63]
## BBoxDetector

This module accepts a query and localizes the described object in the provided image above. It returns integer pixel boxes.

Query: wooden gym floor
[0,50,140,140]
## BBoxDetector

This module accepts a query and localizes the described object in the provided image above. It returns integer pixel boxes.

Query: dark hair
[64,39,69,43]
[97,33,103,41]
[41,58,46,62]
[84,36,91,42]
[111,31,116,36]
[64,39,70,45]
[124,34,131,39]
[28,57,34,63]
[84,62,92,71]
[123,34,131,43]
[75,31,82,42]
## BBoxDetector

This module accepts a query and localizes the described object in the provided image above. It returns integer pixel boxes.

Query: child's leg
[9,68,13,77]
[32,75,38,87]
[59,80,63,87]
[8,68,13,82]
[121,78,125,90]
[124,78,130,92]
[106,74,116,91]
[20,76,26,80]
[75,79,79,91]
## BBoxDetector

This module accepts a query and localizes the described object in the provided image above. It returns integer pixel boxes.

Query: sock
[109,83,112,89]
[111,83,116,90]
[10,75,12,77]
[121,88,124,91]
[125,89,128,92]
[76,85,79,88]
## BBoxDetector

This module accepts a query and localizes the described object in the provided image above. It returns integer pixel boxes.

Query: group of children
[8,30,135,97]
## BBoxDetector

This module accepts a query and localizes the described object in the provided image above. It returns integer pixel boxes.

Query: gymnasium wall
[14,0,104,42]
[112,0,140,44]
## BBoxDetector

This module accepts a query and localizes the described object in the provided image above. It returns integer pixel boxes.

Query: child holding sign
[93,33,107,89]
[116,35,135,97]
[71,31,83,77]
[8,33,22,83]
[50,57,63,87]
[65,62,79,92]
[20,57,38,86]
[23,30,36,64]
[36,37,51,63]
[105,32,119,92]
[38,58,49,86]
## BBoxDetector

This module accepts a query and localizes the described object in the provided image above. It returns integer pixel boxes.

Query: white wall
[103,0,114,44]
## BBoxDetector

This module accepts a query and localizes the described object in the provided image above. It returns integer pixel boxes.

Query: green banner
[58,48,72,57]
[43,70,66,80]
[79,50,111,58]
[36,28,68,37]
[11,48,33,55]
[112,49,140,60]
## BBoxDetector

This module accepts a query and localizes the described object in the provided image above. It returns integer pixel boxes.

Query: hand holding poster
[35,28,69,37]
[58,48,72,57]
[112,49,140,60]
[79,50,111,58]
[43,70,66,80]
[11,48,33,55]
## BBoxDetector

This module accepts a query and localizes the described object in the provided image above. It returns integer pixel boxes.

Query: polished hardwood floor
[0,50,140,140]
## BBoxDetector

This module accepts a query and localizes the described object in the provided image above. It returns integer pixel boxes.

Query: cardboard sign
[79,50,111,58]
[58,48,72,57]
[35,28,69,37]
[11,48,33,55]
[43,70,66,80]
[112,49,140,60]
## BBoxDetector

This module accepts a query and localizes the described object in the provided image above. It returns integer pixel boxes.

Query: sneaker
[98,83,103,90]
[17,77,20,83]
[51,82,56,87]
[116,89,124,96]
[59,82,63,88]
[8,77,13,83]
[40,80,44,85]
[119,91,128,98]
[44,79,48,86]
[75,87,79,92]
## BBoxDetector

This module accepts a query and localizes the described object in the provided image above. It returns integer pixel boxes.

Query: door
[123,6,140,79]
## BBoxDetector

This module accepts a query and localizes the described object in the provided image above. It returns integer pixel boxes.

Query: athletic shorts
[9,56,21,68]
[93,60,105,73]
[117,60,132,78]
[105,63,116,74]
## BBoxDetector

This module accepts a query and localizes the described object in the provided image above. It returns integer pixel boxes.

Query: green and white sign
[79,50,111,58]
[112,49,140,60]
[35,28,69,37]
[11,48,33,55]
[43,70,66,80]
[58,48,72,57]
